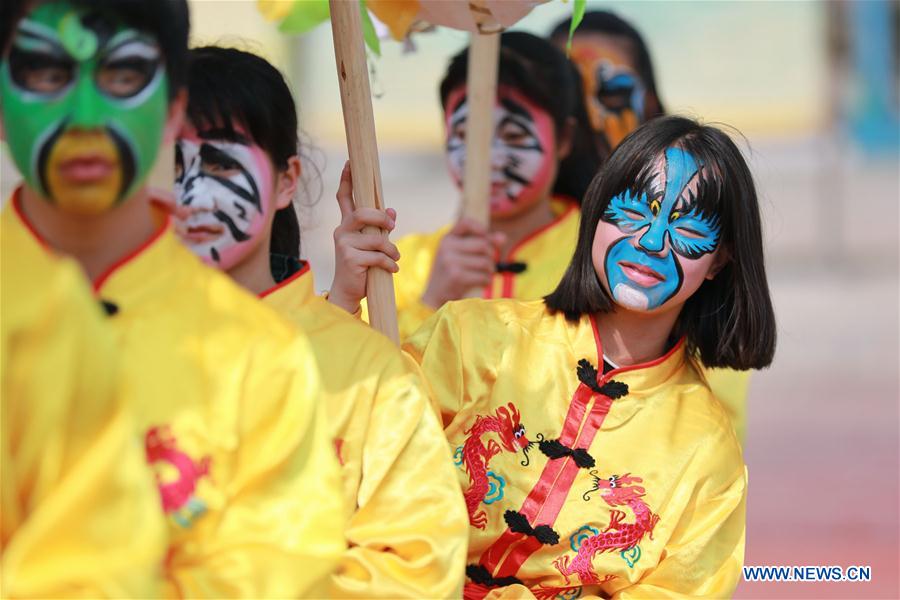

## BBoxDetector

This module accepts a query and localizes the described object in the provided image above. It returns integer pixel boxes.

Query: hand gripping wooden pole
[460,31,500,226]
[329,0,400,344]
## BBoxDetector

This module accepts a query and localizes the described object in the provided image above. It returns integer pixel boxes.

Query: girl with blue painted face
[549,115,776,371]
[403,116,775,598]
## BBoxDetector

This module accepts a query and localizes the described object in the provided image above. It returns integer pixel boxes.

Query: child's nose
[489,142,507,169]
[637,219,668,255]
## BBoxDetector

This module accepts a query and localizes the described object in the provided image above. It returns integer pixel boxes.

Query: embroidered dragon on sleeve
[460,402,532,529]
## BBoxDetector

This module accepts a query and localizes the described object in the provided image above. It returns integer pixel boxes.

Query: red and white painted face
[173,122,275,270]
[444,85,557,219]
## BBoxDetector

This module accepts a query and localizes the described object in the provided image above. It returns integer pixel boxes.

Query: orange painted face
[569,39,646,149]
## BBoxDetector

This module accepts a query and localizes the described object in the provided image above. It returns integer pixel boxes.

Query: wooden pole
[460,31,500,226]
[329,0,400,344]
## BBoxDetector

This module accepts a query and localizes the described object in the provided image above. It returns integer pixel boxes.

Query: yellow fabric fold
[262,270,469,598]
[404,299,747,598]
[1,206,167,598]
[3,193,346,598]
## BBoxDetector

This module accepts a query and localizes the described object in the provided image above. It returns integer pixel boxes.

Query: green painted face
[0,1,169,214]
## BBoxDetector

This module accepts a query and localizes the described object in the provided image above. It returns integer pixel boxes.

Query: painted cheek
[491,116,556,216]
[674,253,715,298]
[443,91,466,189]
[445,147,464,189]
[527,115,556,191]
[245,144,274,231]
[444,134,465,190]
[210,146,273,269]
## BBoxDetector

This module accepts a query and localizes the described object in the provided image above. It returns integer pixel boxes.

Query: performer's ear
[274,156,302,210]
[706,248,731,281]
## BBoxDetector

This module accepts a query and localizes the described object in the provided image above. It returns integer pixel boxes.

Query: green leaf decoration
[272,0,380,56]
[567,0,586,53]
[277,0,330,35]
[359,0,381,56]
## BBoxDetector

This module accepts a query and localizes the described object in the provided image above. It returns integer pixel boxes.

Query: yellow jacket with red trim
[390,198,579,341]
[1,204,167,598]
[261,268,469,598]
[404,299,747,599]
[388,198,750,444]
[5,191,346,598]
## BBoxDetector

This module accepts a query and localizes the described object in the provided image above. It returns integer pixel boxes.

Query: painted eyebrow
[197,128,252,145]
[497,114,535,132]
[674,168,706,212]
[630,169,663,201]
[449,102,468,130]
[13,26,66,56]
[198,143,261,209]
[199,143,241,165]
[103,38,161,61]
[499,98,534,122]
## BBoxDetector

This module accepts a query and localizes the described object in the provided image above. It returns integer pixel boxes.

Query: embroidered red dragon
[553,471,660,585]
[145,425,211,528]
[461,402,531,529]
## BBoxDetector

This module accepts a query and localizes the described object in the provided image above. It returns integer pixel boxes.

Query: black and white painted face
[173,123,274,270]
[444,85,557,219]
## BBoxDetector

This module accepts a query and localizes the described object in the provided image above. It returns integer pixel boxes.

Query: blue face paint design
[601,147,721,310]
[597,69,645,121]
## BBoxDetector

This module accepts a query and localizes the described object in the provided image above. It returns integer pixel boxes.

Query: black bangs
[440,32,573,132]
[597,122,730,226]
[187,46,298,169]
[676,132,733,222]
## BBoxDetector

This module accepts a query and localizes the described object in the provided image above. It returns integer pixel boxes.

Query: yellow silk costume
[5,190,346,598]
[404,299,747,599]
[389,198,749,443]
[260,266,469,598]
[1,206,167,598]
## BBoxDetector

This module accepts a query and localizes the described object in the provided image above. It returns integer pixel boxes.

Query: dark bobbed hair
[545,116,776,370]
[1,0,189,99]
[439,31,602,203]
[550,10,665,119]
[186,46,301,261]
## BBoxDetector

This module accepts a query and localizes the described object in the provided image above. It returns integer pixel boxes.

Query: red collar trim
[589,314,686,374]
[504,198,578,260]
[92,217,169,292]
[258,260,311,299]
[12,187,172,292]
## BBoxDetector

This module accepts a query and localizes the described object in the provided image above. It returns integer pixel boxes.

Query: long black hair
[185,46,301,263]
[439,31,601,203]
[550,10,665,119]
[545,116,776,370]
